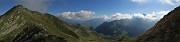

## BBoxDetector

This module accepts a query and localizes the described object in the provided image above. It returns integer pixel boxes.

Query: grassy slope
[0,5,111,42]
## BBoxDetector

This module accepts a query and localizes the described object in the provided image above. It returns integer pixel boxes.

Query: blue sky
[0,0,179,19]
[49,0,177,16]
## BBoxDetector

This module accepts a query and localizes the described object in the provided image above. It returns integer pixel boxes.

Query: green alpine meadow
[0,5,110,42]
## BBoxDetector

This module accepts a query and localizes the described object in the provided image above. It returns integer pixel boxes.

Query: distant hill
[95,18,156,39]
[136,6,180,42]
[83,18,107,29]
[0,5,110,42]
[59,17,107,29]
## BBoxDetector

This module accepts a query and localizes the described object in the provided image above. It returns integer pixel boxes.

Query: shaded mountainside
[59,16,106,29]
[95,18,156,38]
[136,6,180,42]
[72,23,111,42]
[0,5,109,42]
[83,18,107,29]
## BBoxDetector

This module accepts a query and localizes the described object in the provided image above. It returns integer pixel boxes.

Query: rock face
[136,6,180,42]
[0,5,109,42]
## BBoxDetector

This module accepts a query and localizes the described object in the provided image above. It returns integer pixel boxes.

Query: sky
[0,0,180,21]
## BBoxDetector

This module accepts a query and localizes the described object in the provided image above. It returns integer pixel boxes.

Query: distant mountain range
[0,5,110,42]
[59,17,107,29]
[136,6,180,42]
[95,18,156,38]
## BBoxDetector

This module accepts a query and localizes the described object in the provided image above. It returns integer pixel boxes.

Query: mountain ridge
[0,5,79,42]
[0,5,109,42]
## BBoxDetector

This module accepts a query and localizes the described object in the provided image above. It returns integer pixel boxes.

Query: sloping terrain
[0,5,109,42]
[136,6,180,42]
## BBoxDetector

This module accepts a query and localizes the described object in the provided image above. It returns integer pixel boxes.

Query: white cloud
[133,11,170,20]
[133,13,157,20]
[152,11,170,18]
[158,0,179,5]
[99,11,170,21]
[130,0,180,5]
[131,0,148,4]
[58,10,95,20]
[57,10,169,22]
[15,0,51,13]
[111,13,133,20]
[98,15,110,20]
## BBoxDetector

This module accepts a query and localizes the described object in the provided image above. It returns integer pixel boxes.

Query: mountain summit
[0,5,108,42]
[0,5,77,42]
[136,6,180,42]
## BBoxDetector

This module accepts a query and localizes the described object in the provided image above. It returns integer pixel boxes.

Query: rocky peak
[3,5,29,15]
